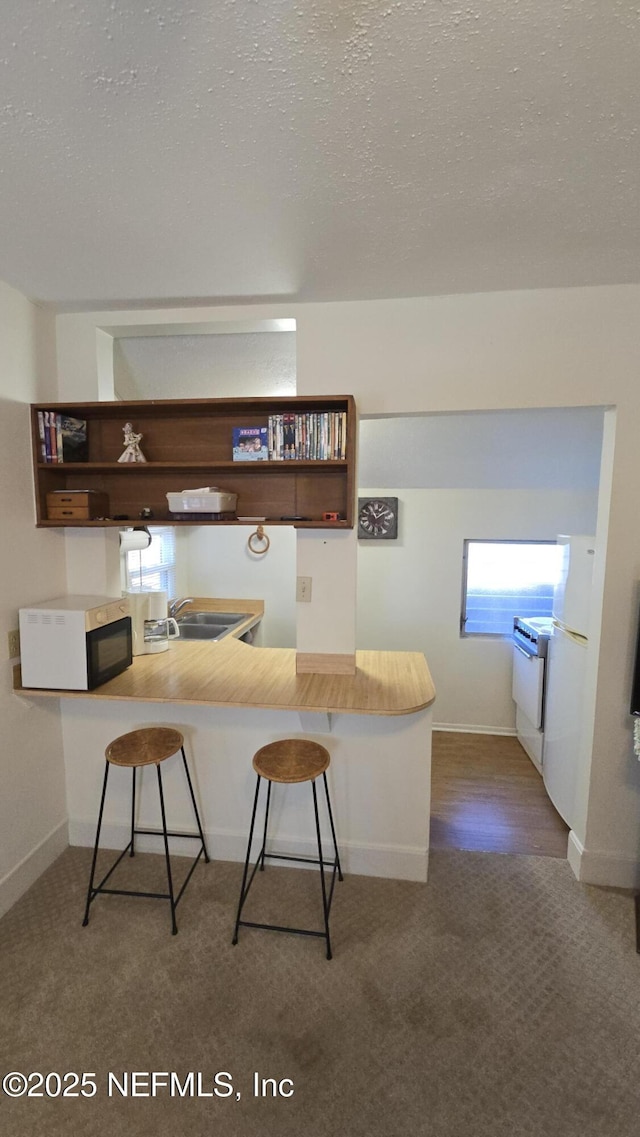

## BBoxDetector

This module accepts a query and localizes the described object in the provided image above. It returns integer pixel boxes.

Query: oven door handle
[513,642,536,659]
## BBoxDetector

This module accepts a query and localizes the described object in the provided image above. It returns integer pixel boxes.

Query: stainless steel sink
[177,623,231,640]
[177,612,245,627]
[175,610,248,641]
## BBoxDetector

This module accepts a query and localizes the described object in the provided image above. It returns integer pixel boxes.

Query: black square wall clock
[357,497,399,540]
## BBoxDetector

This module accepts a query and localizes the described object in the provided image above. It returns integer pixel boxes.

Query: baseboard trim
[566,831,583,880]
[0,819,69,919]
[68,820,428,883]
[567,830,640,889]
[433,723,517,737]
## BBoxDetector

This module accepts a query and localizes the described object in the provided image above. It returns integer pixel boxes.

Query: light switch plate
[8,628,20,659]
[296,576,312,602]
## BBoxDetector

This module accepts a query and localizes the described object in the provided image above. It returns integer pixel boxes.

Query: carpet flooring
[1,846,638,1137]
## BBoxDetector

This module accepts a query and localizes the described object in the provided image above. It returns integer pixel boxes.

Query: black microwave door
[86,616,132,690]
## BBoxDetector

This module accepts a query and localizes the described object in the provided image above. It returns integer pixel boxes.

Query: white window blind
[126,527,176,596]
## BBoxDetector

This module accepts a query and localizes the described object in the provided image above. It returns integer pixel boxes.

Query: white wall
[54,283,640,887]
[180,525,296,647]
[358,408,604,490]
[357,488,598,731]
[113,330,296,401]
[0,281,68,917]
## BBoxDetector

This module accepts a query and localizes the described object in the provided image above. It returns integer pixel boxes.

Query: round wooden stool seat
[252,738,330,784]
[105,727,184,768]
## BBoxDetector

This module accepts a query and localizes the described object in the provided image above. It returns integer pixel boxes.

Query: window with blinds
[461,540,562,636]
[125,527,176,597]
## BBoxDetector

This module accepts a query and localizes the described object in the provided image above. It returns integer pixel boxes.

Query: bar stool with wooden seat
[82,727,209,935]
[232,738,343,959]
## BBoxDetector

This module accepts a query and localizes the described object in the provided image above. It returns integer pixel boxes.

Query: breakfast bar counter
[15,637,435,716]
[16,627,435,883]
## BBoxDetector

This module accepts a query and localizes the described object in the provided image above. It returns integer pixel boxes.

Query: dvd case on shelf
[37,412,88,463]
[232,426,269,461]
[266,410,347,461]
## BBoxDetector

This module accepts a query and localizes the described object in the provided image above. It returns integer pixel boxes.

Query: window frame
[460,538,558,639]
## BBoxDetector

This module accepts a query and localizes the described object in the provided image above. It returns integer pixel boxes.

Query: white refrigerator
[542,534,596,829]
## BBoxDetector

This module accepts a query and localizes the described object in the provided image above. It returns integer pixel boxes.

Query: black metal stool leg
[180,747,210,863]
[82,729,208,935]
[130,767,136,857]
[322,771,343,882]
[312,779,332,961]
[232,774,262,944]
[156,763,178,935]
[82,761,110,927]
[259,779,272,871]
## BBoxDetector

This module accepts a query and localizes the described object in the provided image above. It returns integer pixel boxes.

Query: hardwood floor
[430,731,569,858]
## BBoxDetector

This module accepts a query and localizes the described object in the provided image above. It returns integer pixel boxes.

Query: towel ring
[248,525,270,556]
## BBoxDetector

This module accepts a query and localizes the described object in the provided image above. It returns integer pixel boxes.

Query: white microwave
[19,595,132,691]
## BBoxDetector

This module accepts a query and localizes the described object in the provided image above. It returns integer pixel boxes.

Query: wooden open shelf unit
[31,395,357,529]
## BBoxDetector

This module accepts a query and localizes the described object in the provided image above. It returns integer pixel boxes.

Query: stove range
[513,615,554,658]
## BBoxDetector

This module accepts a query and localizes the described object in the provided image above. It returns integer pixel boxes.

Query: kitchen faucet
[168,597,194,618]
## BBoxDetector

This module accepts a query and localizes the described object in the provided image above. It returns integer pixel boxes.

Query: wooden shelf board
[32,394,353,416]
[36,460,348,472]
[36,518,350,529]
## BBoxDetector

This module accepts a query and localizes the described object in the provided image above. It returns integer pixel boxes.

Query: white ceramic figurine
[118,422,147,463]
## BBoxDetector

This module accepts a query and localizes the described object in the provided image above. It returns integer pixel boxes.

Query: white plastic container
[166,488,238,514]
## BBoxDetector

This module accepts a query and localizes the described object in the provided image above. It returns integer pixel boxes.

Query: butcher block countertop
[15,638,435,717]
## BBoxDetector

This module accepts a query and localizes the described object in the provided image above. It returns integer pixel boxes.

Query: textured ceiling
[1,0,639,308]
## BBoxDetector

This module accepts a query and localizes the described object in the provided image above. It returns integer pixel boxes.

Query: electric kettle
[125,590,180,655]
